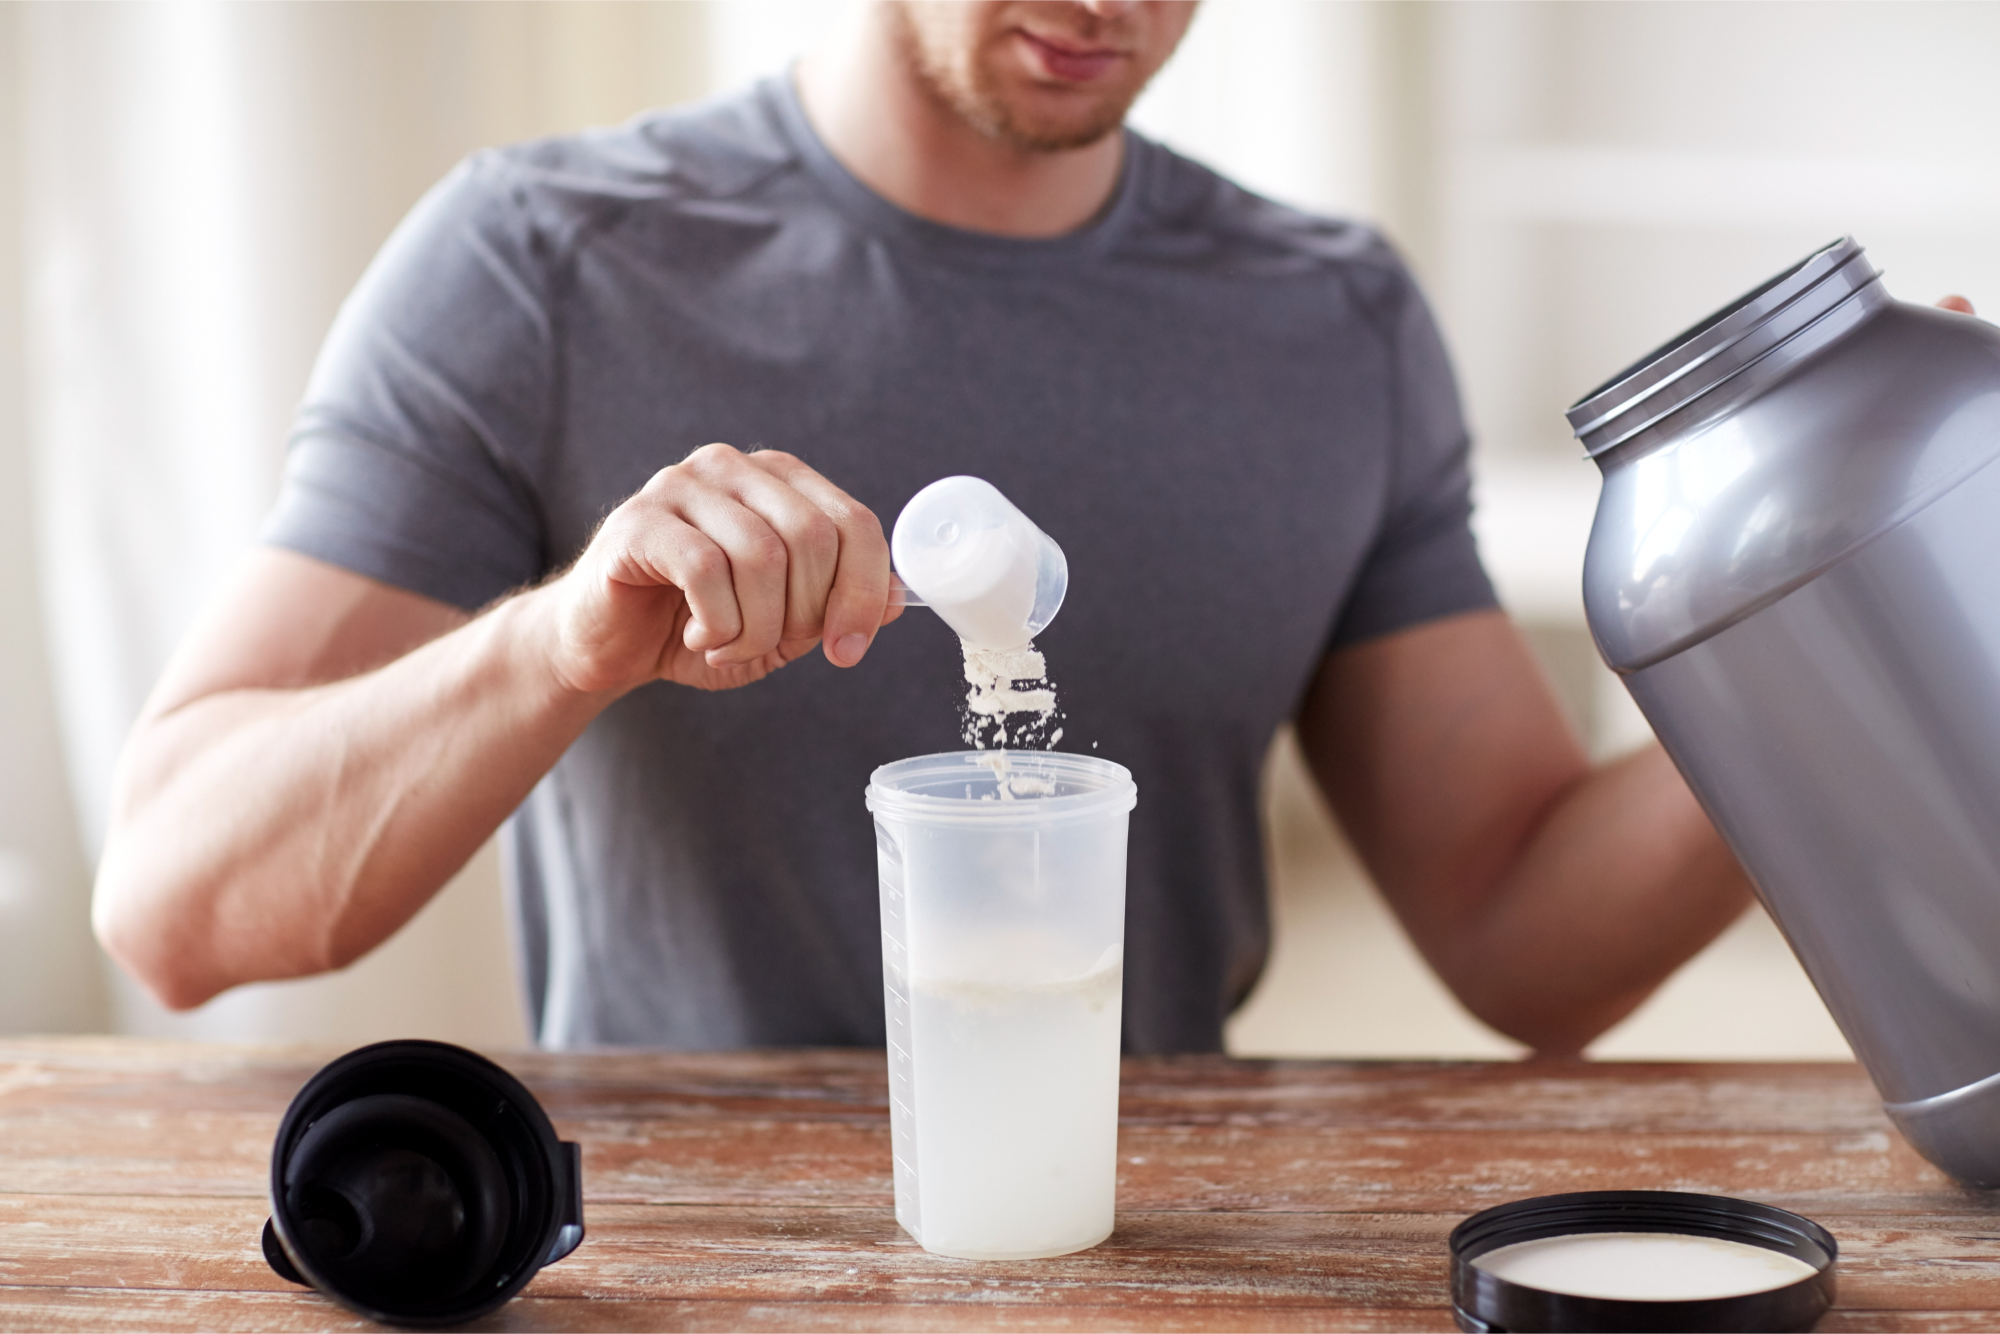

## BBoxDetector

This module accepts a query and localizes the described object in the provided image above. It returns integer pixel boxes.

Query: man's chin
[995,121,1123,154]
[984,90,1135,154]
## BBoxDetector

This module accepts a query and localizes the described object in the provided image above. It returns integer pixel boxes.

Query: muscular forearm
[95,587,608,1008]
[1431,745,1754,1055]
[95,447,892,1010]
[1301,611,1755,1058]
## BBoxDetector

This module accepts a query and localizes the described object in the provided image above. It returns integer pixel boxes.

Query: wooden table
[1,1039,1997,1331]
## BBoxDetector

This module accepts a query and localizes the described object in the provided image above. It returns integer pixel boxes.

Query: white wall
[1130,2,1391,220]
[1430,1,2000,609]
[0,4,105,1035]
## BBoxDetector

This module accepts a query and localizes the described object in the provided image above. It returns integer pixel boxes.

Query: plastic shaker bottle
[866,751,1136,1258]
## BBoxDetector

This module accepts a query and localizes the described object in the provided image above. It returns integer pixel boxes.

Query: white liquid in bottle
[899,947,1123,1260]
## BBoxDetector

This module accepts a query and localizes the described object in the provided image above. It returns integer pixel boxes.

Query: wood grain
[2,1039,1998,1331]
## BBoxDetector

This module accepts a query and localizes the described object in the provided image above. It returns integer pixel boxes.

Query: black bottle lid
[1450,1190,1836,1333]
[261,1039,584,1328]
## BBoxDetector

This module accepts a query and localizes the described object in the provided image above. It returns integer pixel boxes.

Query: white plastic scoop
[889,476,1067,650]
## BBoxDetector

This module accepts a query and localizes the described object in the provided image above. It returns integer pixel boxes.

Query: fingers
[735,452,848,649]
[669,454,815,662]
[674,495,790,659]
[745,451,893,668]
[1939,294,1977,316]
[594,505,744,654]
[608,444,892,669]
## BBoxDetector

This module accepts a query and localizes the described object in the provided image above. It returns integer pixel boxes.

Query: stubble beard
[891,7,1140,154]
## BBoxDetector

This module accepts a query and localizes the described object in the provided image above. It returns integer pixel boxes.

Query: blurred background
[1,0,1994,1056]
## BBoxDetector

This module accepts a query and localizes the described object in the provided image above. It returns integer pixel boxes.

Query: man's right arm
[95,444,896,1009]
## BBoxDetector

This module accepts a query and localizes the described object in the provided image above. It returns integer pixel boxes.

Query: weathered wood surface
[1,1038,1996,1331]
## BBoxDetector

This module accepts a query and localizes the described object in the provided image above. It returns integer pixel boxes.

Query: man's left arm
[1294,606,1753,1055]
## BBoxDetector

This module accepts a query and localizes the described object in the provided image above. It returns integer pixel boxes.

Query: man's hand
[545,443,901,696]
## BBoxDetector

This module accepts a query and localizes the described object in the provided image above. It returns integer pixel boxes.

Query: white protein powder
[921,525,1040,650]
[1472,1231,1819,1301]
[961,643,1060,750]
[971,750,1057,800]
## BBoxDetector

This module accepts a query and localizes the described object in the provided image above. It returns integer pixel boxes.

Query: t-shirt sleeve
[1328,268,1498,647]
[261,153,556,611]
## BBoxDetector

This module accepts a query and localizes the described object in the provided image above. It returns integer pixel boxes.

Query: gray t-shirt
[263,76,1495,1052]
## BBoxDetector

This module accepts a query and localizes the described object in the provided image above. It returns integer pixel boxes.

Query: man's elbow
[91,861,227,1012]
[1458,979,1642,1059]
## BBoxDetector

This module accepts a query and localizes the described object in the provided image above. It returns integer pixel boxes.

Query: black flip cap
[262,1040,584,1327]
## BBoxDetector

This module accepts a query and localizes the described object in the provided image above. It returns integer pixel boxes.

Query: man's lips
[1016,29,1128,83]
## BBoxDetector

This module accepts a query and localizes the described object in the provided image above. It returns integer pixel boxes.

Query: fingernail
[835,633,868,665]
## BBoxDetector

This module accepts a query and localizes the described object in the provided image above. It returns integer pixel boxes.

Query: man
[94,0,1754,1053]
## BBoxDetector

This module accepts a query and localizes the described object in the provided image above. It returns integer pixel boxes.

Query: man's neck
[795,8,1124,239]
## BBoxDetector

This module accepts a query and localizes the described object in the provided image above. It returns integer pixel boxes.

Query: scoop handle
[889,573,928,608]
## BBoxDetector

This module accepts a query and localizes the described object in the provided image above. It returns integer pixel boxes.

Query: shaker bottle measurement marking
[875,825,922,1240]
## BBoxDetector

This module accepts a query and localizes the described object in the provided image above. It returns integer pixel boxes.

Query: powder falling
[972,750,1059,801]
[961,642,1062,750]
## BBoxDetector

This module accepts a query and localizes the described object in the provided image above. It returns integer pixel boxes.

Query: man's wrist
[484,579,631,718]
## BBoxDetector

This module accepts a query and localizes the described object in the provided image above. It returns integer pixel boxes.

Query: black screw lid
[262,1040,584,1328]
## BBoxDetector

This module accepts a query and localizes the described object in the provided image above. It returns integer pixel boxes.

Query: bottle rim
[1566,237,1881,458]
[866,750,1136,826]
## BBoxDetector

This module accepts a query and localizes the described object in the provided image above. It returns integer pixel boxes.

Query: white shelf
[1452,145,2000,229]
